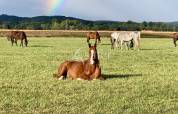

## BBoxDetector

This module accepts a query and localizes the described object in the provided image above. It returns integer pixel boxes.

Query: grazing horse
[53,43,105,80]
[173,33,178,47]
[7,31,28,47]
[111,31,140,50]
[86,31,101,44]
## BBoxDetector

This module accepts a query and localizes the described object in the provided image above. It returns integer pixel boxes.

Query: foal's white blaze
[90,49,94,64]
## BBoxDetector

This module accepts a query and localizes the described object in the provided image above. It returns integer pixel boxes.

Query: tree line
[0,14,177,31]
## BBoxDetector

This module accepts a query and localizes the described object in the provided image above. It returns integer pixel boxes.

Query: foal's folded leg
[92,67,105,80]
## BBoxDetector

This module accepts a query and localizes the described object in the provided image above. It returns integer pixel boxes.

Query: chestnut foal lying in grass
[53,43,105,80]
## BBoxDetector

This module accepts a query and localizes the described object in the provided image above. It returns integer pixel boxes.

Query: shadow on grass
[29,45,53,47]
[103,74,142,79]
[101,43,111,46]
[141,48,161,51]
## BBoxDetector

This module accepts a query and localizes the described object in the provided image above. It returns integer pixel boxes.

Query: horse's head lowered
[88,43,99,64]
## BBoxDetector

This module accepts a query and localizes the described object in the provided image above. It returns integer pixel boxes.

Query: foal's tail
[53,61,68,79]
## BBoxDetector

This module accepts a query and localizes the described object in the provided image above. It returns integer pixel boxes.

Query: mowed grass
[0,37,178,114]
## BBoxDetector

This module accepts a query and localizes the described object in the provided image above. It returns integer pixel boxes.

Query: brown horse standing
[86,31,101,44]
[7,31,28,47]
[53,43,104,80]
[173,33,178,47]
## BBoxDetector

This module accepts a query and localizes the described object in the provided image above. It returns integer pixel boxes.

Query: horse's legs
[21,40,23,47]
[118,40,121,49]
[126,42,130,50]
[115,39,119,48]
[111,38,114,49]
[25,39,28,47]
[11,39,14,46]
[124,42,128,50]
[120,40,123,50]
[136,38,140,50]
[87,38,90,43]
[95,38,98,44]
[130,39,134,49]
[15,40,18,46]
[117,40,120,48]
[133,39,138,50]
[173,39,177,47]
[98,38,101,44]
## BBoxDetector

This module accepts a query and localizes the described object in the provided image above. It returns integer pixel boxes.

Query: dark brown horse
[7,31,28,47]
[86,31,101,44]
[53,43,104,80]
[173,33,178,47]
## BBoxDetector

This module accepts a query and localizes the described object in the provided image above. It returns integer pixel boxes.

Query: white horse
[111,31,141,50]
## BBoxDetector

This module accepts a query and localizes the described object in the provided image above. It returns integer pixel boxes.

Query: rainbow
[46,0,65,15]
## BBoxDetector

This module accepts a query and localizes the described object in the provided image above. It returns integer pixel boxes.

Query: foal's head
[88,43,98,64]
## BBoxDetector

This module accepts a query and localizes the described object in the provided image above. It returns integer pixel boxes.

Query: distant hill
[0,14,90,23]
[0,14,177,31]
[166,22,178,28]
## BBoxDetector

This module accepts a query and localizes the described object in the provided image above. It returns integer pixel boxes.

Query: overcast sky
[0,0,178,22]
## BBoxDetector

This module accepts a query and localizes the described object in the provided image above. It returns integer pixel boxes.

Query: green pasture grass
[0,37,178,114]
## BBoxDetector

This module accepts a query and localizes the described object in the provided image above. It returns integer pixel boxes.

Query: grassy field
[0,37,178,114]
